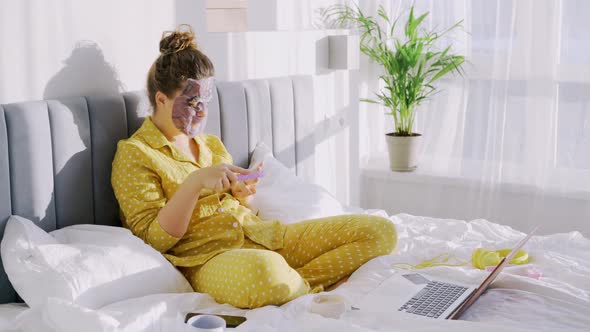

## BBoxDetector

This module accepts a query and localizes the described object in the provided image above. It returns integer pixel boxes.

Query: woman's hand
[231,162,264,199]
[155,164,248,239]
[190,164,250,193]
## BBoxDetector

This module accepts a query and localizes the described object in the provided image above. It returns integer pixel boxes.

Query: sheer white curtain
[313,0,590,232]
[358,0,589,182]
[286,0,589,232]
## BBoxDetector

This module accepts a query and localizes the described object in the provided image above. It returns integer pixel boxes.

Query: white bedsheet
[9,212,590,332]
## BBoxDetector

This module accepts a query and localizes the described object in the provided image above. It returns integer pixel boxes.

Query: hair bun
[159,24,197,55]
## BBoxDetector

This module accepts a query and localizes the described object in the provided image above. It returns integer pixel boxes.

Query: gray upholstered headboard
[0,75,315,304]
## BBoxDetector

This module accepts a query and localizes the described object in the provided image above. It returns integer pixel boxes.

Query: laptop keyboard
[398,281,468,318]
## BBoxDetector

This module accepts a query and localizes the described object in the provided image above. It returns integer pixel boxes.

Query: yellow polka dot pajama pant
[181,215,397,308]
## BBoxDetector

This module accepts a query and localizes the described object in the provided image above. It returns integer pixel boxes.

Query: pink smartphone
[237,171,264,182]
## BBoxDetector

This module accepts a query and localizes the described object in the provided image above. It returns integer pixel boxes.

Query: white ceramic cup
[187,315,226,332]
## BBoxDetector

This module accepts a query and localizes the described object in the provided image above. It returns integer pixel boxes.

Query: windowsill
[361,155,590,201]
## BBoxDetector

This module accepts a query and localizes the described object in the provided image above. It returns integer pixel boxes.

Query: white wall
[361,156,590,236]
[0,0,360,206]
[0,0,176,102]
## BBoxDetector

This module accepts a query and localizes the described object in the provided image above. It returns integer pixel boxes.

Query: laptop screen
[449,226,538,319]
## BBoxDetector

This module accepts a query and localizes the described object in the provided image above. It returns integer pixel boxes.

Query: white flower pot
[385,133,422,172]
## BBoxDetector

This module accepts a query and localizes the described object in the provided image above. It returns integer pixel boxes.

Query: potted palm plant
[329,5,465,171]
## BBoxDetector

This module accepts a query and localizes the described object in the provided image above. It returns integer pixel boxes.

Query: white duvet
[5,212,590,332]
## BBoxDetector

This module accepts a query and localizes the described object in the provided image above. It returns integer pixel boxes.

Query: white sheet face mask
[171,77,214,137]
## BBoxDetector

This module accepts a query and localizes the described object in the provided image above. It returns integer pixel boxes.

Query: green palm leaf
[329,4,465,135]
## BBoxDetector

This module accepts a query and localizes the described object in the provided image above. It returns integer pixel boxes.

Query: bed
[0,75,588,331]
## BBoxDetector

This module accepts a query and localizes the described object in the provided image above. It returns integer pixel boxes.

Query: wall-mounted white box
[328,34,359,70]
[206,0,248,9]
[206,0,248,32]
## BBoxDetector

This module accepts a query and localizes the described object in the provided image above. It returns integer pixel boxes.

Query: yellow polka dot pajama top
[111,117,397,308]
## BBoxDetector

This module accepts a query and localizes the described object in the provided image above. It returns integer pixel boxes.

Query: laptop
[352,227,538,320]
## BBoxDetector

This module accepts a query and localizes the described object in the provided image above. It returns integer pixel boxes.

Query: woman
[111,25,396,309]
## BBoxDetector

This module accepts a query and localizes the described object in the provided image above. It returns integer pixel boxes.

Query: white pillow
[0,303,27,332]
[248,143,345,223]
[0,215,193,309]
